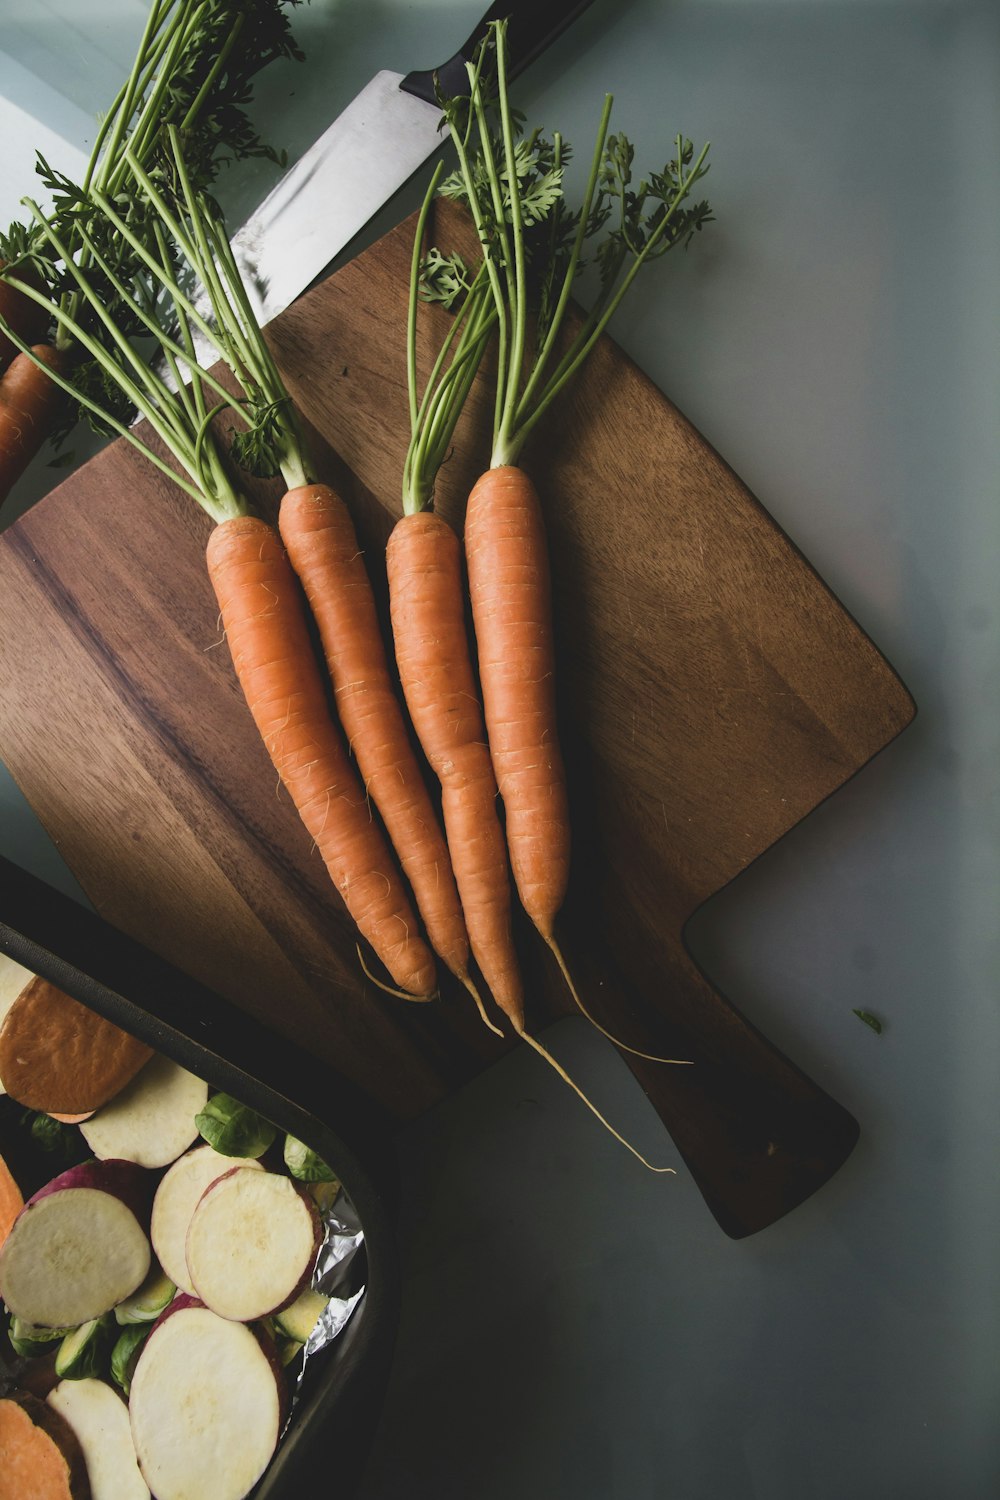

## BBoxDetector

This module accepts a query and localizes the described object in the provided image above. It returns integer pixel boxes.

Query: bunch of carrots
[0,22,713,1167]
[0,0,304,509]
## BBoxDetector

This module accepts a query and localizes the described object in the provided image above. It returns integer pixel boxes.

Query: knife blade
[231,0,595,327]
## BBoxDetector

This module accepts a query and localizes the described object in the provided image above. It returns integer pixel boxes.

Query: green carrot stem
[123,144,256,386]
[0,304,240,516]
[512,95,614,425]
[403,279,494,513]
[407,159,445,432]
[167,128,299,440]
[103,2,207,197]
[445,59,510,441]
[154,219,206,432]
[83,0,182,193]
[72,214,243,421]
[68,0,197,327]
[202,211,315,489]
[179,10,245,133]
[491,24,529,463]
[514,140,712,450]
[22,202,196,453]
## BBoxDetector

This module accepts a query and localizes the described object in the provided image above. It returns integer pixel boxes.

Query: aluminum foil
[292,1182,366,1394]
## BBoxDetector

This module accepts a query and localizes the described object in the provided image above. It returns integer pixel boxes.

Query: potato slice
[48,1380,149,1500]
[80,1055,207,1170]
[151,1146,264,1296]
[129,1300,284,1500]
[0,1160,151,1328]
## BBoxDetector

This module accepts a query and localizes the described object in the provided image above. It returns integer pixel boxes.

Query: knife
[231,0,596,327]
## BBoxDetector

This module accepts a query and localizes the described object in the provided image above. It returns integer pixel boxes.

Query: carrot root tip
[513,1023,676,1175]
[456,972,505,1038]
[355,944,437,1003]
[545,935,692,1067]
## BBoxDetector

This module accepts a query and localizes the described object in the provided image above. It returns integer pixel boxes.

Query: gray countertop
[1,2,997,1495]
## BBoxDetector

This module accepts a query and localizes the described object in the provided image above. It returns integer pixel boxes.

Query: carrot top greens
[405,19,713,497]
[0,116,318,521]
[0,0,304,447]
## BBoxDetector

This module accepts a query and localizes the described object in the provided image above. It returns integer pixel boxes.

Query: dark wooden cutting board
[0,203,915,1236]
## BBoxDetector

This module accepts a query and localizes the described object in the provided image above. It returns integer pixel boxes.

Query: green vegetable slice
[55,1314,112,1380]
[111,1322,151,1397]
[195,1093,276,1158]
[282,1135,337,1183]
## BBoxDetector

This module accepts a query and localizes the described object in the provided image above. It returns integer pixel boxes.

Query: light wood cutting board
[0,203,915,1236]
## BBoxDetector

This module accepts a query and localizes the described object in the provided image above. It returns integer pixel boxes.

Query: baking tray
[0,850,400,1498]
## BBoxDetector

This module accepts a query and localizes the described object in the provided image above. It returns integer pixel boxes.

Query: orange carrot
[0,345,66,506]
[206,514,437,998]
[0,262,49,371]
[464,465,570,943]
[386,509,524,1028]
[0,1150,24,1248]
[278,485,477,992]
[388,514,675,1169]
[465,465,689,1067]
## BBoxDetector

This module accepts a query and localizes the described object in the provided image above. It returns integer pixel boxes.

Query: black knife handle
[401,0,594,106]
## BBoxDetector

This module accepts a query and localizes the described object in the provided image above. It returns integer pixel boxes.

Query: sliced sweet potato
[80,1055,207,1169]
[129,1299,284,1500]
[0,1148,24,1247]
[48,1380,149,1500]
[0,1160,151,1328]
[0,1389,91,1499]
[0,978,152,1115]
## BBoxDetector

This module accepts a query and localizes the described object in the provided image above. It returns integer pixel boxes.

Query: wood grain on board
[0,203,915,1236]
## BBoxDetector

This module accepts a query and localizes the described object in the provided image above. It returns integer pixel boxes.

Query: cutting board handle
[544,924,861,1238]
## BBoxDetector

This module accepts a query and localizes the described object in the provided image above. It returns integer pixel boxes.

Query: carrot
[0,262,48,370]
[386,509,524,1027]
[15,149,440,1004]
[387,513,676,1169]
[0,345,65,505]
[278,484,500,1026]
[0,1391,90,1500]
[464,465,569,943]
[206,514,437,998]
[434,23,710,1062]
[0,1149,24,1248]
[0,0,305,475]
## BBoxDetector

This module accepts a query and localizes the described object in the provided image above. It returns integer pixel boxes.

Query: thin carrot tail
[513,1023,676,1174]
[357,939,504,1037]
[456,971,505,1038]
[543,933,692,1066]
[355,945,438,1003]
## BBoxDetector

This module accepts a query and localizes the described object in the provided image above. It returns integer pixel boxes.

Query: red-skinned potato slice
[0,978,152,1115]
[0,1389,91,1500]
[0,1148,24,1247]
[47,1380,149,1500]
[0,1160,151,1328]
[129,1297,285,1500]
[151,1147,264,1297]
[79,1054,207,1170]
[186,1167,321,1322]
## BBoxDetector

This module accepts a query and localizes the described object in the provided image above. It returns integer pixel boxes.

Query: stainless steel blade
[232,71,444,327]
